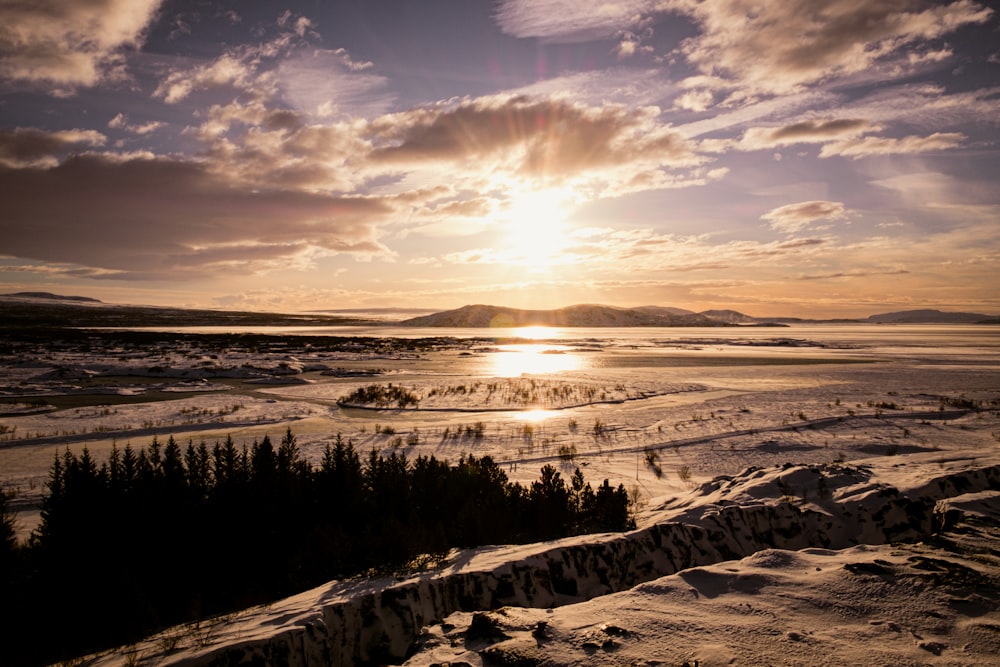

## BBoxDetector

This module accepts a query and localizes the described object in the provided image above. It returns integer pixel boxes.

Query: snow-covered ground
[1,324,998,665]
[76,453,1000,667]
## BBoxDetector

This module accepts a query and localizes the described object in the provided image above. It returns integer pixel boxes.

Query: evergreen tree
[185,441,212,500]
[0,486,17,569]
[529,465,571,540]
[15,428,635,666]
[590,480,635,532]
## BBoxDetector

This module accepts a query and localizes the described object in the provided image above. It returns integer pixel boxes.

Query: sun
[501,186,576,270]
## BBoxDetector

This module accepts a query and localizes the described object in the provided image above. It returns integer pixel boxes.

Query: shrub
[339,383,419,408]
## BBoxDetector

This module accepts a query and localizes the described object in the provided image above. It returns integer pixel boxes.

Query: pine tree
[530,465,571,540]
[0,486,17,568]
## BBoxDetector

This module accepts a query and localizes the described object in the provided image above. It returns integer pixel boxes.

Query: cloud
[797,269,910,281]
[674,90,714,112]
[278,48,394,119]
[870,171,987,206]
[494,0,654,42]
[369,95,700,185]
[108,114,164,135]
[495,0,992,101]
[430,224,832,275]
[152,16,321,105]
[761,201,848,233]
[192,102,373,193]
[740,118,874,150]
[0,128,106,168]
[614,30,654,59]
[670,0,993,96]
[677,89,834,139]
[154,51,268,103]
[513,68,670,109]
[818,132,966,158]
[832,84,1000,131]
[154,15,382,113]
[0,154,393,280]
[178,89,720,219]
[0,0,162,90]
[277,10,315,38]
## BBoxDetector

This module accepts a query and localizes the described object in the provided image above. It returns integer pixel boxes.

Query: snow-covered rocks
[88,459,1000,666]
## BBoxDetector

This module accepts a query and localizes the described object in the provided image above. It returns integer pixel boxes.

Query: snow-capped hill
[867,309,999,323]
[698,308,757,324]
[400,304,727,327]
[632,305,695,317]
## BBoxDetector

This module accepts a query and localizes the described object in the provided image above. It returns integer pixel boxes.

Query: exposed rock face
[103,462,1000,667]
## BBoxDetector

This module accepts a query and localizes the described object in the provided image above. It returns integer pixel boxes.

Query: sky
[0,0,998,317]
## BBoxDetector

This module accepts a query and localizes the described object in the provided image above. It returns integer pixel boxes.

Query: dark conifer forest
[0,429,633,666]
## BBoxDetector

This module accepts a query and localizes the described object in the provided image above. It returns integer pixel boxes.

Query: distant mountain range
[398,304,731,327]
[399,304,1000,327]
[2,293,997,328]
[864,309,1000,324]
[0,292,370,328]
[6,291,103,303]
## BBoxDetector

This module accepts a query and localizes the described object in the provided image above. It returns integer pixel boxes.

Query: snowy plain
[1,323,999,665]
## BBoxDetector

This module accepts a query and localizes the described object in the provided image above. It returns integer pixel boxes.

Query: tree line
[0,429,633,666]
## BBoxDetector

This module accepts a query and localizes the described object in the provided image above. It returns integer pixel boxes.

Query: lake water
[110,324,1000,378]
[119,323,1000,349]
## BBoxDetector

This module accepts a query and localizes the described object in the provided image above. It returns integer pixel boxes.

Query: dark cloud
[369,95,698,180]
[0,127,106,167]
[736,118,874,152]
[0,0,162,90]
[770,119,871,141]
[0,154,392,280]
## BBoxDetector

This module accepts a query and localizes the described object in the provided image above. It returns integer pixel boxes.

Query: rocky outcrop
[105,462,1000,667]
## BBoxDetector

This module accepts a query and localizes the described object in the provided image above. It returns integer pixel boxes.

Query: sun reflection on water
[512,326,556,339]
[490,343,582,377]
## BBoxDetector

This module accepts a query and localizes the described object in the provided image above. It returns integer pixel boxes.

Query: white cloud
[674,90,714,112]
[155,52,266,103]
[152,20,324,105]
[614,30,654,59]
[278,49,394,119]
[819,132,965,159]
[831,84,1000,131]
[761,201,848,234]
[108,114,164,135]
[513,68,671,109]
[669,0,993,96]
[494,0,655,42]
[277,11,315,38]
